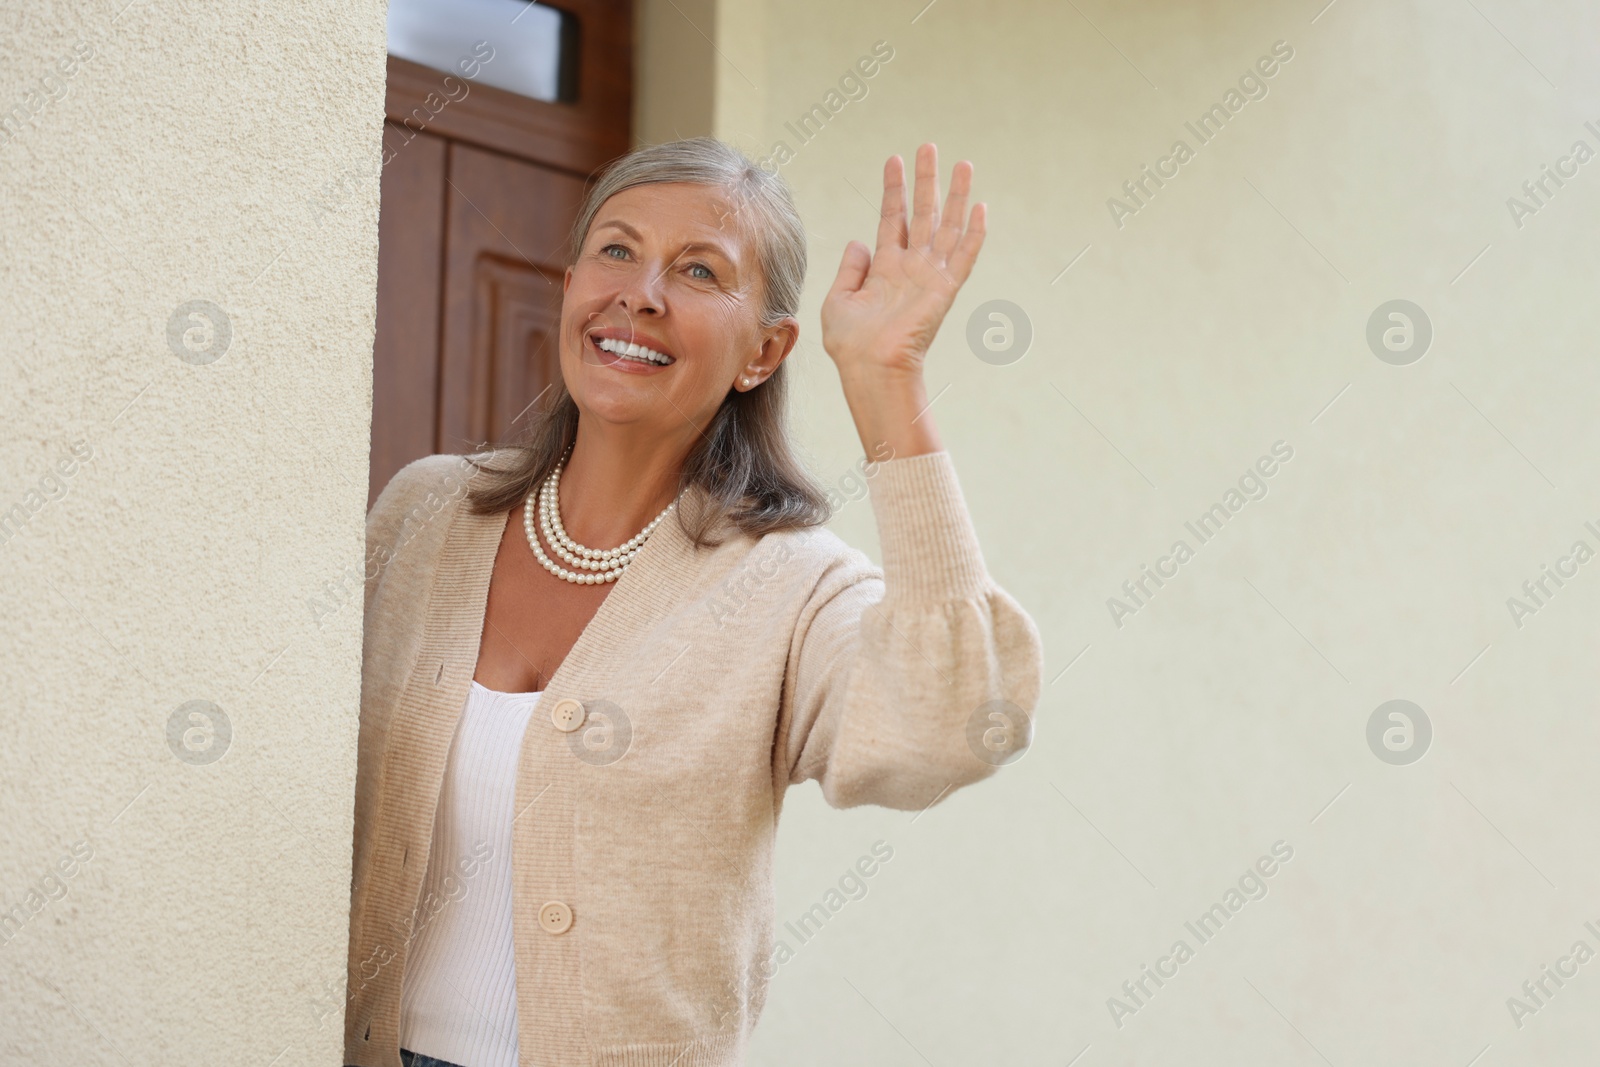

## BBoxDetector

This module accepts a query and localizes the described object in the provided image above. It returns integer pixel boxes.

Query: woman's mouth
[587,331,676,374]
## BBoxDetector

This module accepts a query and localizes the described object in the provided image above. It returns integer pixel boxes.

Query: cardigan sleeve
[780,451,1043,811]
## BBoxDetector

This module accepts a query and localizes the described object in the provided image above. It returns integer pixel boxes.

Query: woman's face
[559,181,798,444]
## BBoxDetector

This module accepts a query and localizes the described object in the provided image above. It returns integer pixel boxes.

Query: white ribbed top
[399,680,541,1067]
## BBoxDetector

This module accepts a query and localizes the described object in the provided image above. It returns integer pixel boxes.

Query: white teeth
[595,337,672,365]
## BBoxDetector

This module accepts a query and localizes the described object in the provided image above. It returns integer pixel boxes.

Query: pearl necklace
[523,459,675,584]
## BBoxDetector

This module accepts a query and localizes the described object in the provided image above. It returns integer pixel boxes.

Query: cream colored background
[0,1,386,1063]
[642,1,1600,1065]
[4,0,1598,1063]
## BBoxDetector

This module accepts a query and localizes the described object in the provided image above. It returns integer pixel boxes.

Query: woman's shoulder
[364,451,493,563]
[716,449,974,574]
[387,450,495,495]
[369,451,501,517]
[753,521,851,559]
[740,520,881,594]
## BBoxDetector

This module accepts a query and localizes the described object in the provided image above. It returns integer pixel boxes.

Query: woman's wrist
[837,365,943,459]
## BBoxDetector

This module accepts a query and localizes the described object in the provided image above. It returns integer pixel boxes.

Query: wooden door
[368,0,632,510]
[437,145,587,456]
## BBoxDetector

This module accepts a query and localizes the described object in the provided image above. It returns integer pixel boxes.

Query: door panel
[476,254,565,445]
[370,123,448,511]
[437,143,586,454]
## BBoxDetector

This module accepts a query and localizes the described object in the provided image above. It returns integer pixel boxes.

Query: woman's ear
[748,315,800,383]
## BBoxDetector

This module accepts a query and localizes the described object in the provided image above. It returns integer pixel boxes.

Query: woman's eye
[688,263,714,280]
[601,244,628,259]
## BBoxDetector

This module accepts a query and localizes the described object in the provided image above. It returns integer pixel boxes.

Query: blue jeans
[400,1049,467,1067]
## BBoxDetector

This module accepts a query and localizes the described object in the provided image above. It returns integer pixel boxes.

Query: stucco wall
[672,1,1600,1064]
[633,0,716,144]
[1,2,386,1061]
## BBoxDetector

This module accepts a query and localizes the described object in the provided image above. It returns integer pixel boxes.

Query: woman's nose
[617,262,666,317]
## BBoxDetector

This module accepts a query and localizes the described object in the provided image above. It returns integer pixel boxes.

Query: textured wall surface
[0,2,387,1062]
[633,0,716,145]
[674,1,1600,1064]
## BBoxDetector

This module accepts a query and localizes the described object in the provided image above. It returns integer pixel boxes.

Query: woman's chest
[472,509,614,692]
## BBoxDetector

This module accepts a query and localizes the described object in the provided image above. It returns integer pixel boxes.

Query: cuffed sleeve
[781,451,1044,811]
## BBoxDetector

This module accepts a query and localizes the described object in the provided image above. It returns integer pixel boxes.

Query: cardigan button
[538,900,573,935]
[549,698,585,733]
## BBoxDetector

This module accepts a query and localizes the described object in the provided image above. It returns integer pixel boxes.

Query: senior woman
[343,137,1041,1067]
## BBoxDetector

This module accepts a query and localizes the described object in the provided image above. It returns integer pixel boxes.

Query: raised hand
[820,143,987,457]
[822,144,986,375]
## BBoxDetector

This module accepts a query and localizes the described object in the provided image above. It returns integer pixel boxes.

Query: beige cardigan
[342,449,1042,1067]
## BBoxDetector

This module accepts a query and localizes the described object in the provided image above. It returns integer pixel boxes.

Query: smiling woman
[343,136,1043,1067]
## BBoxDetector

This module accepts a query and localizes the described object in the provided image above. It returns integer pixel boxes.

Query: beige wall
[641,1,1600,1063]
[633,0,716,144]
[0,2,386,1061]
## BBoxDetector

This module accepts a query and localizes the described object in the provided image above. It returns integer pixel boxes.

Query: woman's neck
[556,420,689,549]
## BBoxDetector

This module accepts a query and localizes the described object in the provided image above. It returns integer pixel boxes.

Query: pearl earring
[742,377,751,386]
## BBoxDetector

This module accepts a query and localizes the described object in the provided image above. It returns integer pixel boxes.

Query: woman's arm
[780,450,1042,810]
[775,144,1038,810]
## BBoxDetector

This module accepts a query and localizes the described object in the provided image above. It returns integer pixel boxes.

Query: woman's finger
[827,239,873,300]
[933,160,972,261]
[875,154,909,253]
[907,143,940,249]
[945,202,987,287]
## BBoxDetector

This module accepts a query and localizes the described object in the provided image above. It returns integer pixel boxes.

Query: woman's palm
[821,144,987,378]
